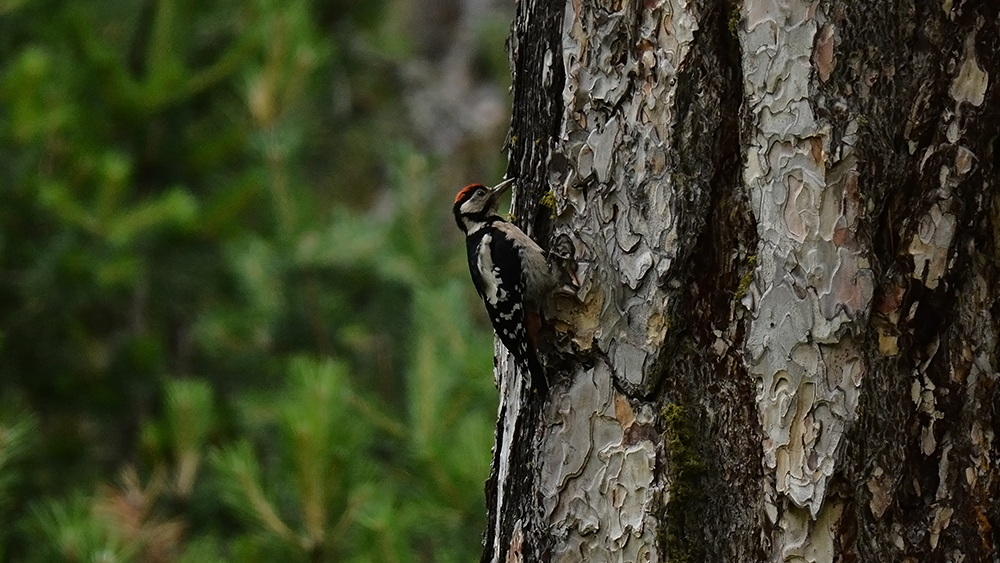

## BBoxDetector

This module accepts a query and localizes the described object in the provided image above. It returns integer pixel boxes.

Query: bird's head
[453,179,514,233]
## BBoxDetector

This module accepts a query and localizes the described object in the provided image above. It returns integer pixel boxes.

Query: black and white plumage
[453,179,553,393]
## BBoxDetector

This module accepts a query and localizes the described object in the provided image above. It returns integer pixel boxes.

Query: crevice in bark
[506,0,565,245]
[481,370,553,563]
[482,0,566,561]
[834,0,1000,560]
[653,1,767,561]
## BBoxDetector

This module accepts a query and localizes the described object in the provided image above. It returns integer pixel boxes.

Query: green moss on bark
[658,403,708,563]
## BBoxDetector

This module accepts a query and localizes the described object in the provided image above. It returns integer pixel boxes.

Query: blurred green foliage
[0,0,508,560]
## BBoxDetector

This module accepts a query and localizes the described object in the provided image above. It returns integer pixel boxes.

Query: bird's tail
[521,309,548,395]
[522,351,548,396]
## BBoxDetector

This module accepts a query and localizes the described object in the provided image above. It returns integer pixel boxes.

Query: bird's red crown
[454,184,486,204]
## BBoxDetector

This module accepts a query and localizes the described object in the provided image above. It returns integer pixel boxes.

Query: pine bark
[488,0,1000,562]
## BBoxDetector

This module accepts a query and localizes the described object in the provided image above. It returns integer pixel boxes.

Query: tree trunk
[487,0,1000,562]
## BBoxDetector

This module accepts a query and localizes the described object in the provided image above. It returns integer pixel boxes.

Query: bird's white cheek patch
[460,194,485,216]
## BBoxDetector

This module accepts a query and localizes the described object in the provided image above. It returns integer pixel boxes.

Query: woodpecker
[454,179,553,393]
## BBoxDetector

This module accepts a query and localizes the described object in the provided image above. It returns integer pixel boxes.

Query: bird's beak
[490,178,515,198]
[488,178,515,209]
